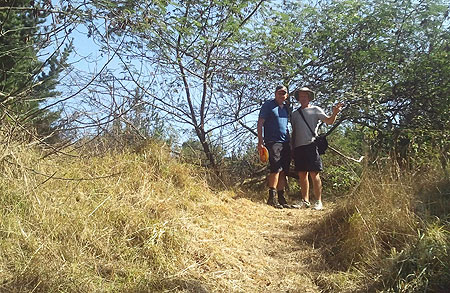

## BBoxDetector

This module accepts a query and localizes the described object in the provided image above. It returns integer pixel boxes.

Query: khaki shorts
[266,142,291,173]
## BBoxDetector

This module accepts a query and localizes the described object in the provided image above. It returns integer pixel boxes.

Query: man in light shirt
[291,87,343,210]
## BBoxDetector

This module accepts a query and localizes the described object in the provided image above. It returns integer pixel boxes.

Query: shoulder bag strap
[297,108,316,137]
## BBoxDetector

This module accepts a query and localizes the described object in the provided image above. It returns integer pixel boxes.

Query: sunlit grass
[1,140,448,292]
[313,164,449,292]
[0,141,219,291]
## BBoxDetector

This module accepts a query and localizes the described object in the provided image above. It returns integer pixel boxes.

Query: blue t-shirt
[259,99,290,143]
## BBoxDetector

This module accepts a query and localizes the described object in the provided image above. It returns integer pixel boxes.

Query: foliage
[1,139,332,292]
[0,1,72,141]
[1,0,449,291]
[0,140,214,291]
[386,220,449,293]
[82,0,267,171]
[247,0,449,170]
[180,136,226,168]
[1,0,448,173]
[320,125,365,196]
[1,137,449,292]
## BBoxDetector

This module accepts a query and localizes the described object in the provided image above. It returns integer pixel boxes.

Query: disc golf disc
[259,146,269,163]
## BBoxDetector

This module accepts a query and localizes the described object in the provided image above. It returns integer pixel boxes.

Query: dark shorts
[293,143,323,172]
[266,142,291,173]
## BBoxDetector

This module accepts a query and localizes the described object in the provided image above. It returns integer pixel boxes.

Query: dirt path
[182,196,335,292]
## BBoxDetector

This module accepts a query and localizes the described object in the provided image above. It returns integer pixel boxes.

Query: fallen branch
[329,145,364,163]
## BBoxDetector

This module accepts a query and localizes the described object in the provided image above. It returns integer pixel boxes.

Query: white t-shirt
[291,106,327,148]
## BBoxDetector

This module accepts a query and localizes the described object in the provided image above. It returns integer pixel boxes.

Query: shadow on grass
[1,274,209,293]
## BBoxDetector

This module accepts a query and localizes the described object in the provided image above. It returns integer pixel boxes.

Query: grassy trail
[177,196,335,292]
[3,144,446,292]
[2,145,340,292]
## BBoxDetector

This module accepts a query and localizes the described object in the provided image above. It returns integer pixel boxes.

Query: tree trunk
[195,127,219,175]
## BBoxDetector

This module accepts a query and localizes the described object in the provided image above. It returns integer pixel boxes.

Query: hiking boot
[267,191,283,209]
[291,199,311,209]
[267,197,283,209]
[278,192,294,209]
[312,200,323,210]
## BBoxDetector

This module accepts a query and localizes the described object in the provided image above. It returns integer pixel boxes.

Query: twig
[88,195,111,217]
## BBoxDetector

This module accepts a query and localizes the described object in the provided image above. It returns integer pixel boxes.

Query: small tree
[0,1,72,142]
[84,0,266,172]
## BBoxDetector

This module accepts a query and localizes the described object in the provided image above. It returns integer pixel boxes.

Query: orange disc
[259,146,269,163]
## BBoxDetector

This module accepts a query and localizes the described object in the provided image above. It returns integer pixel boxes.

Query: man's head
[275,85,288,95]
[274,85,288,104]
[294,87,315,102]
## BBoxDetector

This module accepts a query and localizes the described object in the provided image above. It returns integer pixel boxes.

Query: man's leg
[268,172,280,189]
[266,142,289,209]
[277,141,291,207]
[267,172,282,208]
[309,171,322,202]
[298,171,310,202]
[276,171,286,190]
[310,171,323,210]
[276,171,290,207]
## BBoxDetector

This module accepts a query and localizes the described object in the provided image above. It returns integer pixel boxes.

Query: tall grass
[1,139,448,292]
[313,162,450,292]
[0,141,230,292]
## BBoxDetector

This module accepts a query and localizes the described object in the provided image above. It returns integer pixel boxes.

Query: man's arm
[290,115,296,157]
[257,117,265,151]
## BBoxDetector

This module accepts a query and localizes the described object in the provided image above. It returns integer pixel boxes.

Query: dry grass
[1,141,198,291]
[1,141,448,292]
[0,141,333,292]
[308,165,450,292]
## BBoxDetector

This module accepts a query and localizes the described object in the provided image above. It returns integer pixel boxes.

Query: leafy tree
[247,0,449,168]
[84,0,266,172]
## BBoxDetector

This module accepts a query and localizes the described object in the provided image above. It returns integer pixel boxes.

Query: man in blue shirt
[257,85,293,209]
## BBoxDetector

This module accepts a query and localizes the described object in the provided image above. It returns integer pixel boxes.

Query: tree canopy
[0,0,448,170]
